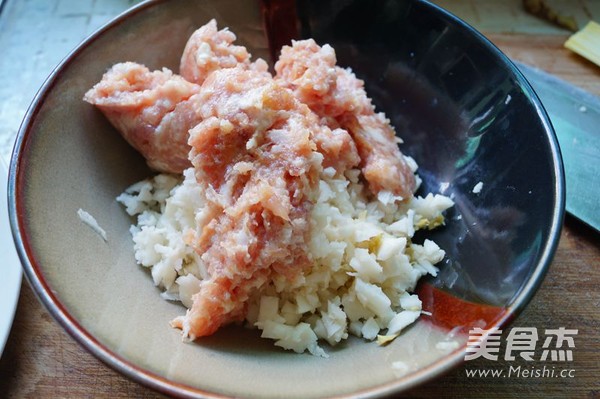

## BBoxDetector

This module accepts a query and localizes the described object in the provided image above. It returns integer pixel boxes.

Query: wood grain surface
[1,9,600,399]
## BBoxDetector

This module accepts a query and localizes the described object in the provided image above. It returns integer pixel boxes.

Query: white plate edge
[0,156,22,357]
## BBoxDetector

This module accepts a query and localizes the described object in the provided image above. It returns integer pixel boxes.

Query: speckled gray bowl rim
[8,0,565,397]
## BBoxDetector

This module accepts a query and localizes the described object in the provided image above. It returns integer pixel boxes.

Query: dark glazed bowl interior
[284,0,563,313]
[9,0,564,397]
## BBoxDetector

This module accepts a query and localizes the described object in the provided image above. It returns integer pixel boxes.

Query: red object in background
[261,0,299,62]
[417,283,510,333]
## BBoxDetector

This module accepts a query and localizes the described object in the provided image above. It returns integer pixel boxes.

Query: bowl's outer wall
[10,0,563,398]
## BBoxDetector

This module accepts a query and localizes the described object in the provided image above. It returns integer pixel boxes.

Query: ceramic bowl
[8,0,564,397]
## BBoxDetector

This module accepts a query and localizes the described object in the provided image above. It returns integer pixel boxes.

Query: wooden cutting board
[436,0,600,95]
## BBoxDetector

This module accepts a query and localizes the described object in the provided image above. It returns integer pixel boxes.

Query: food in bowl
[84,20,453,356]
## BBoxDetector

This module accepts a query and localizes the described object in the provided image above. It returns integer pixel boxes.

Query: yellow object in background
[565,21,600,68]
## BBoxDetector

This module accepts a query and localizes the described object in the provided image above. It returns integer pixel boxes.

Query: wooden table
[1,4,599,399]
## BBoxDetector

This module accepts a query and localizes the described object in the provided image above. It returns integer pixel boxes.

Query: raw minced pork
[86,18,455,356]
